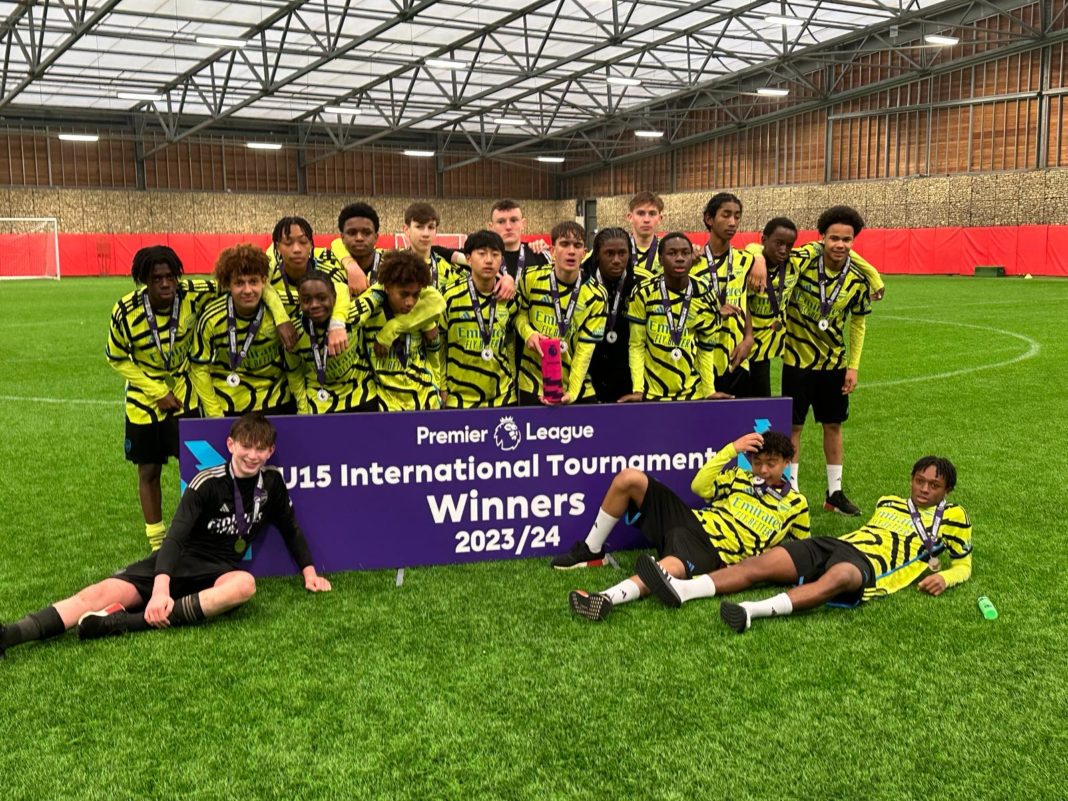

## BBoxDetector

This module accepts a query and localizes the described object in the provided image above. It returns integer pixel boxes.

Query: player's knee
[615,468,646,492]
[137,463,162,482]
[228,572,257,602]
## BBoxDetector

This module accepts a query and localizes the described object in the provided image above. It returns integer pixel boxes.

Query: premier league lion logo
[493,416,522,452]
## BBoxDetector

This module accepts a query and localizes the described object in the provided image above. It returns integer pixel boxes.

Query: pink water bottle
[541,337,564,403]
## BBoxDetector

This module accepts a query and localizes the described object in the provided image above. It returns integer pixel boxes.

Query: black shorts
[746,359,772,398]
[227,399,298,418]
[125,416,180,465]
[779,537,874,607]
[628,478,724,577]
[715,367,749,397]
[112,553,231,603]
[781,364,849,425]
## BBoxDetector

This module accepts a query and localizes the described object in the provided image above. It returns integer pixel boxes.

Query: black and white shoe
[634,554,682,609]
[568,590,613,622]
[77,604,129,641]
[551,541,606,570]
[719,601,751,634]
[824,490,861,516]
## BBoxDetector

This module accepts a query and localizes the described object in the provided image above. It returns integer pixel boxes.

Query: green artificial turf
[1,275,1066,800]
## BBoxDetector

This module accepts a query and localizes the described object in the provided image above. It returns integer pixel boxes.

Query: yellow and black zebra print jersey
[267,247,350,320]
[782,249,871,371]
[105,279,218,425]
[440,276,519,408]
[840,495,972,601]
[631,238,661,275]
[515,264,607,401]
[626,276,719,400]
[361,304,441,411]
[690,246,754,375]
[690,444,811,563]
[742,243,801,363]
[190,295,292,415]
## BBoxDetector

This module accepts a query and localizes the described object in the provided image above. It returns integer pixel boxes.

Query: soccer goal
[0,217,61,280]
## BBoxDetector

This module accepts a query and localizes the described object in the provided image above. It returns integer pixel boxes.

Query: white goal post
[0,217,61,280]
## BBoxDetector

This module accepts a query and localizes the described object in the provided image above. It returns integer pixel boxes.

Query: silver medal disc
[559,341,568,354]
[481,348,493,361]
[606,331,618,344]
[226,372,240,387]
[818,318,830,331]
[670,348,683,362]
[317,388,330,402]
[928,557,941,572]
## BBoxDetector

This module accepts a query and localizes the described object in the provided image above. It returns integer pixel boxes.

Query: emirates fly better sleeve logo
[493,416,522,451]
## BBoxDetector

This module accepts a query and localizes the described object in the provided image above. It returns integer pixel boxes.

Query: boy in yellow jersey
[626,191,665,275]
[488,199,550,283]
[782,205,874,516]
[439,230,518,408]
[363,250,443,411]
[516,221,607,405]
[268,216,350,356]
[560,431,810,621]
[330,201,383,295]
[691,192,758,396]
[190,245,304,417]
[639,456,971,633]
[621,232,721,402]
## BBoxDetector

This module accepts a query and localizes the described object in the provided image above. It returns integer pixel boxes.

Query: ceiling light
[323,106,353,115]
[117,92,161,102]
[765,14,804,26]
[635,130,664,138]
[606,76,642,87]
[57,133,99,142]
[404,150,435,157]
[493,117,525,126]
[924,34,960,46]
[757,87,790,97]
[426,58,465,71]
[536,156,565,163]
[196,36,247,48]
[247,142,283,150]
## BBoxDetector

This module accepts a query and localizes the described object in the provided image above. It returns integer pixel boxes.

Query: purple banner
[179,398,790,576]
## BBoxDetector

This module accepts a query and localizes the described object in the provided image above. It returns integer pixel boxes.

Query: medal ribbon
[231,469,265,546]
[367,251,381,283]
[142,290,180,371]
[631,235,658,274]
[817,253,851,318]
[515,244,527,287]
[659,278,693,348]
[597,269,625,333]
[907,498,946,558]
[305,319,328,386]
[548,270,582,340]
[766,261,787,320]
[466,277,498,350]
[392,333,412,368]
[226,296,265,372]
[752,478,789,501]
[704,245,734,305]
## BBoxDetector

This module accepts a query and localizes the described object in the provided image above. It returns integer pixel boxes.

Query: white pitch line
[0,394,118,406]
[860,315,1041,390]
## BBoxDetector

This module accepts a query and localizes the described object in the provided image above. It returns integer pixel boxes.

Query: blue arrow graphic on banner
[737,418,776,471]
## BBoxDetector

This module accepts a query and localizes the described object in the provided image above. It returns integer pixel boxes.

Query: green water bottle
[978,596,998,620]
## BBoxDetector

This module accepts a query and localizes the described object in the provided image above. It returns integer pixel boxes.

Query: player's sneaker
[551,541,606,569]
[568,590,613,622]
[634,554,682,608]
[719,601,751,634]
[77,604,129,641]
[824,490,861,516]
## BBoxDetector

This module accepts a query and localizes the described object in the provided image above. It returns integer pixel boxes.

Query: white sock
[826,464,843,494]
[741,592,794,621]
[789,463,800,492]
[600,578,640,606]
[670,574,717,604]
[584,508,620,552]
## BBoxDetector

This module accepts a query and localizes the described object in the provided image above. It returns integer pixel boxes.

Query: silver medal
[560,341,568,354]
[226,372,240,387]
[670,348,683,362]
[481,348,493,361]
[818,318,830,331]
[317,388,330,402]
[928,557,941,572]
[606,331,618,344]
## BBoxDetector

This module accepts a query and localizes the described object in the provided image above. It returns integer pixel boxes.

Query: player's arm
[145,485,206,626]
[515,288,544,356]
[189,315,224,418]
[843,311,868,395]
[261,284,298,352]
[565,290,607,401]
[919,508,973,595]
[375,287,446,347]
[331,238,369,295]
[267,477,331,592]
[690,436,761,499]
[850,249,885,299]
[284,350,311,414]
[105,305,176,407]
[623,321,646,401]
[731,305,755,370]
[746,250,767,292]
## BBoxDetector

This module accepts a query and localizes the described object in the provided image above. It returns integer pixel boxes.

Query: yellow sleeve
[690,443,738,499]
[846,313,867,370]
[628,323,646,394]
[331,282,352,328]
[375,287,446,346]
[937,550,973,589]
[786,499,811,541]
[851,250,884,294]
[284,353,310,414]
[350,284,387,327]
[330,238,352,263]
[261,285,291,325]
[697,348,716,396]
[515,306,536,344]
[108,359,171,404]
[190,363,223,417]
[566,340,596,398]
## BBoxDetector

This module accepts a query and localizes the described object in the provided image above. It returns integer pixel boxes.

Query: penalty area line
[0,394,119,406]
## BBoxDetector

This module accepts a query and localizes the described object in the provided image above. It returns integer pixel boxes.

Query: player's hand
[540,392,571,405]
[493,272,516,301]
[842,368,858,395]
[719,302,743,319]
[327,326,347,356]
[917,574,947,596]
[526,332,550,357]
[157,392,183,413]
[144,593,174,628]
[421,326,439,343]
[346,262,369,295]
[373,341,388,358]
[304,574,332,592]
[276,321,298,352]
[439,390,449,404]
[747,257,768,292]
[528,239,548,255]
[871,287,885,301]
[732,432,764,454]
[617,392,644,403]
[706,391,734,400]
[730,336,754,370]
[691,243,703,260]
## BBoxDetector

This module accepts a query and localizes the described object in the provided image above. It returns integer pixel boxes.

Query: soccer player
[637,456,972,634]
[515,222,607,405]
[269,216,350,355]
[330,201,383,294]
[0,413,331,658]
[582,227,649,403]
[621,232,721,402]
[781,205,873,515]
[692,192,758,396]
[363,250,444,411]
[626,191,665,275]
[439,230,518,408]
[558,431,810,622]
[489,199,550,283]
[743,218,800,398]
[190,245,304,417]
[402,201,463,292]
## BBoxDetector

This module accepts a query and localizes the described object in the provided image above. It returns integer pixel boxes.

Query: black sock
[169,593,206,626]
[2,606,66,648]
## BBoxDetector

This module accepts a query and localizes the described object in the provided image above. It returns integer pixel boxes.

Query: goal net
[0,217,60,280]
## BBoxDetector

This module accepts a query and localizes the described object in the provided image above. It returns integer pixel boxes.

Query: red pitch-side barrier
[3,227,1066,277]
